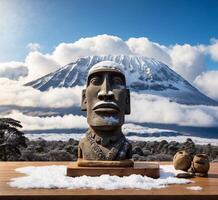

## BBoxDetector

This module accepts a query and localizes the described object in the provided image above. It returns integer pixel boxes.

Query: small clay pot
[173,150,192,171]
[192,154,210,174]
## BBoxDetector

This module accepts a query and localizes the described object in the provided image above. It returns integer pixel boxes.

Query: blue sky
[1,0,218,131]
[1,0,218,64]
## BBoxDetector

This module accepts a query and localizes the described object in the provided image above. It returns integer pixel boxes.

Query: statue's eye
[90,76,102,85]
[113,76,124,86]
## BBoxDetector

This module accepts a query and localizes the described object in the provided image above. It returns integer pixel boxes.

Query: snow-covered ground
[23,123,179,142]
[24,123,218,146]
[122,123,179,135]
[25,133,85,141]
[25,132,218,146]
[9,165,194,190]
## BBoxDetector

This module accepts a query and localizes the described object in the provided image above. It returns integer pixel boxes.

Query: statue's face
[82,70,130,131]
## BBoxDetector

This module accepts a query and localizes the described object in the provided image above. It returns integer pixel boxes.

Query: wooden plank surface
[67,161,159,178]
[0,161,218,200]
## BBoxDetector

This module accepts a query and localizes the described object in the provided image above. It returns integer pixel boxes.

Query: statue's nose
[97,75,114,101]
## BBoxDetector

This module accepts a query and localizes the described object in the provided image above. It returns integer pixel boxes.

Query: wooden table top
[0,161,218,200]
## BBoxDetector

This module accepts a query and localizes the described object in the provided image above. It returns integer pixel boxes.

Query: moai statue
[78,61,132,163]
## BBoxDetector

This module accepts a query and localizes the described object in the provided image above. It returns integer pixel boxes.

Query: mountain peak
[25,55,217,106]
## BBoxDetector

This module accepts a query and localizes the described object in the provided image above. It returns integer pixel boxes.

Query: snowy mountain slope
[25,55,218,105]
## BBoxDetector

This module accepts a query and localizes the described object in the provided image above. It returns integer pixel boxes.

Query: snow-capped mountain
[25,55,217,105]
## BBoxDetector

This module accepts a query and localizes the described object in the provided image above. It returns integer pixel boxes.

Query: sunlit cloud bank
[0,78,82,108]
[169,44,205,82]
[25,51,59,81]
[1,80,218,128]
[0,62,28,80]
[24,133,218,146]
[194,71,218,101]
[127,92,218,127]
[1,34,218,99]
[0,110,87,130]
[207,38,218,61]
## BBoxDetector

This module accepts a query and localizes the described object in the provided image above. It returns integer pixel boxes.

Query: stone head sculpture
[78,61,132,161]
[81,61,130,131]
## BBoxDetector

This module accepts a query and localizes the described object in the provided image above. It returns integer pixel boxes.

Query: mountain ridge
[25,55,218,106]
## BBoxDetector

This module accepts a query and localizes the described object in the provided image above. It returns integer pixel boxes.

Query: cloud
[1,78,218,128]
[1,35,218,131]
[1,110,87,130]
[25,51,59,81]
[50,35,209,83]
[52,34,132,65]
[169,44,205,82]
[194,71,218,100]
[0,78,82,108]
[127,92,218,127]
[33,35,211,83]
[16,34,132,81]
[0,34,218,86]
[27,43,41,51]
[206,38,218,61]
[0,61,28,80]
[2,90,218,128]
[126,37,171,66]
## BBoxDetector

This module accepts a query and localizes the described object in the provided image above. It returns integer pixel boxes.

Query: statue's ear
[81,89,87,111]
[125,89,130,114]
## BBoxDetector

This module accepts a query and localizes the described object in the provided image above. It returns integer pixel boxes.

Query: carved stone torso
[78,61,132,162]
[78,129,132,160]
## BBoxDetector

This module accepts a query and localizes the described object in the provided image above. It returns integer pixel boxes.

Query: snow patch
[25,133,85,141]
[186,186,203,191]
[88,61,124,75]
[9,165,193,190]
[24,132,218,146]
[103,116,119,125]
[123,123,178,135]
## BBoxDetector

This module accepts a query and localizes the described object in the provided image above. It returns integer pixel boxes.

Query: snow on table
[9,165,193,190]
[186,186,203,191]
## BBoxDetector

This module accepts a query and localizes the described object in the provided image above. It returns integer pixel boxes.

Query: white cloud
[127,93,218,127]
[0,78,218,128]
[27,43,41,52]
[0,35,218,131]
[207,38,218,61]
[126,37,171,66]
[27,35,210,83]
[1,110,87,130]
[0,78,82,108]
[25,51,59,81]
[52,34,132,65]
[0,61,28,80]
[194,71,218,100]
[1,34,217,84]
[169,44,205,82]
[19,35,132,81]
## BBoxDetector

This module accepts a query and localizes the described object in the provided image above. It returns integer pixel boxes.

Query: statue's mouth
[92,101,120,113]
